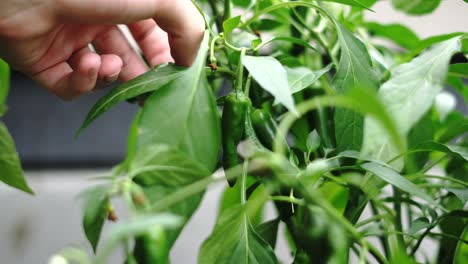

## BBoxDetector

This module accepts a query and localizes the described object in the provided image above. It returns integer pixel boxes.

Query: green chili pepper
[222,90,252,187]
[133,226,169,264]
[250,108,290,154]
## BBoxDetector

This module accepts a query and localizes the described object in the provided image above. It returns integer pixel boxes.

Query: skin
[0,0,205,100]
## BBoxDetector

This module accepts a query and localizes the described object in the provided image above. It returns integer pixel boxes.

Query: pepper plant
[2,0,468,264]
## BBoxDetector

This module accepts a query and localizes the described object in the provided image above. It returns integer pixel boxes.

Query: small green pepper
[133,226,169,264]
[222,90,252,186]
[251,108,290,153]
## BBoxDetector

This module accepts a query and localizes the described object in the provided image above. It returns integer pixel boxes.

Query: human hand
[0,0,205,100]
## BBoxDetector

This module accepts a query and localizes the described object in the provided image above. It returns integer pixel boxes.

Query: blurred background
[1,1,467,263]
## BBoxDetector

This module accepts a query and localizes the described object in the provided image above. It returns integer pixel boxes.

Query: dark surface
[2,72,138,169]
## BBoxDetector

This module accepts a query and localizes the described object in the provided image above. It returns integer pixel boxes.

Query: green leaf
[255,37,317,52]
[256,218,280,249]
[252,19,283,31]
[82,186,110,253]
[243,55,297,114]
[322,0,372,10]
[0,122,33,194]
[306,130,321,153]
[137,31,220,171]
[224,15,242,35]
[408,217,431,235]
[411,141,468,162]
[0,59,9,107]
[366,22,420,49]
[199,205,279,264]
[95,214,182,264]
[130,144,210,248]
[362,37,462,169]
[405,113,434,173]
[130,144,210,186]
[286,64,332,94]
[446,188,468,204]
[361,162,435,204]
[391,0,441,15]
[79,63,185,133]
[406,32,465,60]
[454,226,468,263]
[437,113,468,143]
[333,22,380,152]
[449,63,468,79]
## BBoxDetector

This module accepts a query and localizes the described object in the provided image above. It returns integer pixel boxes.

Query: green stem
[244,74,252,96]
[241,160,248,205]
[235,48,246,91]
[420,154,448,174]
[356,214,389,228]
[210,35,222,63]
[410,224,435,256]
[393,187,407,256]
[205,67,236,76]
[406,174,468,187]
[207,0,222,32]
[224,0,232,21]
[192,0,216,37]
[270,196,305,206]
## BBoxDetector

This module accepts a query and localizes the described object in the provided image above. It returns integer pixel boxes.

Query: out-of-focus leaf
[306,130,321,153]
[411,141,468,161]
[95,214,182,264]
[362,37,462,170]
[366,22,420,49]
[130,144,209,186]
[361,162,435,204]
[0,122,33,194]
[256,218,280,249]
[0,59,9,107]
[333,22,380,152]
[199,198,278,264]
[391,0,441,15]
[82,186,110,253]
[406,32,465,60]
[454,226,468,263]
[446,188,468,204]
[408,217,431,235]
[223,15,242,35]
[449,63,468,79]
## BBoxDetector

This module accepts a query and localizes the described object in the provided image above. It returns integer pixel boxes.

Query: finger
[98,54,123,83]
[92,26,148,82]
[55,0,205,66]
[33,53,101,100]
[69,47,123,85]
[127,20,173,67]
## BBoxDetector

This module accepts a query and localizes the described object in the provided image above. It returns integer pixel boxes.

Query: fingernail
[103,73,119,84]
[88,68,98,79]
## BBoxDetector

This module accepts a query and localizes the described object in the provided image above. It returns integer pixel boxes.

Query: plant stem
[270,196,305,206]
[224,0,231,21]
[241,160,248,205]
[420,154,448,174]
[207,0,222,32]
[244,74,252,96]
[393,187,406,254]
[410,225,434,256]
[210,35,222,63]
[235,48,246,91]
[356,214,388,228]
[205,66,235,76]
